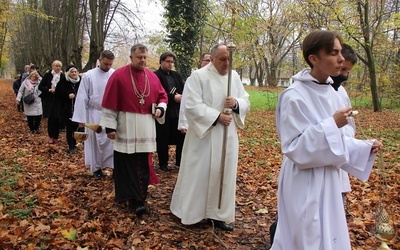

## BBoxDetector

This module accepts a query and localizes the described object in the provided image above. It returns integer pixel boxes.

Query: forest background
[0,0,399,249]
[0,0,399,111]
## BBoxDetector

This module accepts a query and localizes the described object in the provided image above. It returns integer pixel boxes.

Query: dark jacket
[154,68,185,119]
[13,79,21,95]
[55,77,81,122]
[39,71,65,118]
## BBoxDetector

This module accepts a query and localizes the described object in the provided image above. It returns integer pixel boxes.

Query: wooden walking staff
[218,2,237,209]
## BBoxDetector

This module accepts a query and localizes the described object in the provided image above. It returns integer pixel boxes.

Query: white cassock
[177,77,189,131]
[271,69,377,250]
[72,67,115,172]
[337,86,354,193]
[170,63,250,225]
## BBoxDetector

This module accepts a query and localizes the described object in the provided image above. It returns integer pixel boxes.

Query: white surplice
[337,86,354,193]
[72,67,115,172]
[170,63,250,225]
[177,77,189,130]
[100,109,166,154]
[272,69,376,250]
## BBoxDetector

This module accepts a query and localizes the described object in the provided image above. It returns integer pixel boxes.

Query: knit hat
[65,65,77,73]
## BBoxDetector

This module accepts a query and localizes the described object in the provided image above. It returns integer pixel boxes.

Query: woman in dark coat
[39,60,65,144]
[55,65,81,154]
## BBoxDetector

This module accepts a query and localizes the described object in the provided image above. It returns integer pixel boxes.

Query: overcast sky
[137,0,164,33]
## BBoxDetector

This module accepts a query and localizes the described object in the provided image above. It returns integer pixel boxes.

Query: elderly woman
[55,65,81,154]
[39,60,65,144]
[16,71,43,134]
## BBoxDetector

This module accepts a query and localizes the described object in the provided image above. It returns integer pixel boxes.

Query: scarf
[51,70,61,88]
[27,79,38,91]
[68,76,80,84]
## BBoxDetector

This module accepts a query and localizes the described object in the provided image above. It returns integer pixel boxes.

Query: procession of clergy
[69,31,382,250]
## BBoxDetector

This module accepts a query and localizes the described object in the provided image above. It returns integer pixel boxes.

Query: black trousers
[27,115,41,131]
[47,110,60,139]
[156,117,185,167]
[113,151,150,203]
[66,118,79,149]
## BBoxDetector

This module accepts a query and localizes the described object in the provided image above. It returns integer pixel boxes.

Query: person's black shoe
[270,220,278,245]
[160,165,170,171]
[209,219,234,231]
[65,148,75,154]
[129,200,147,216]
[30,130,35,134]
[93,169,105,178]
[134,205,147,216]
[35,129,41,134]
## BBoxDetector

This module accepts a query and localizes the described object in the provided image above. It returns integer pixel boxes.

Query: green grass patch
[0,161,37,220]
[247,86,399,110]
[351,96,399,109]
[345,87,400,109]
[247,89,281,111]
[8,207,33,220]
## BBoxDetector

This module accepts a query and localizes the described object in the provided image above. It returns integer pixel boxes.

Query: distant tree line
[1,0,141,74]
[161,0,400,111]
[1,0,399,111]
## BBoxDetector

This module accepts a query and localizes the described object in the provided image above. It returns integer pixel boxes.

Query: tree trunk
[249,64,257,86]
[83,0,114,72]
[366,47,381,111]
[256,61,264,87]
[165,0,203,81]
[357,0,381,111]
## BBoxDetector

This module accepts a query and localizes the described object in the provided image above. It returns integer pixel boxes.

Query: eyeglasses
[202,59,211,62]
[164,60,174,64]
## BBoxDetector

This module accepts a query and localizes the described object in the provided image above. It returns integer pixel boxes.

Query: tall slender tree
[0,0,10,73]
[82,0,114,71]
[164,0,204,80]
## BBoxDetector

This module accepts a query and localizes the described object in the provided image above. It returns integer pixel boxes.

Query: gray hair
[130,44,148,54]
[210,44,226,57]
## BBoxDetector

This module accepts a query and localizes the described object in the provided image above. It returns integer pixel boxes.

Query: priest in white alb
[72,50,115,179]
[170,44,250,231]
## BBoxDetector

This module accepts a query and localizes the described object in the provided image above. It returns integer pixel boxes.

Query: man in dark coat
[154,52,185,171]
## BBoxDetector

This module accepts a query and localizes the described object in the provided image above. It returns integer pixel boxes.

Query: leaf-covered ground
[0,79,399,249]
